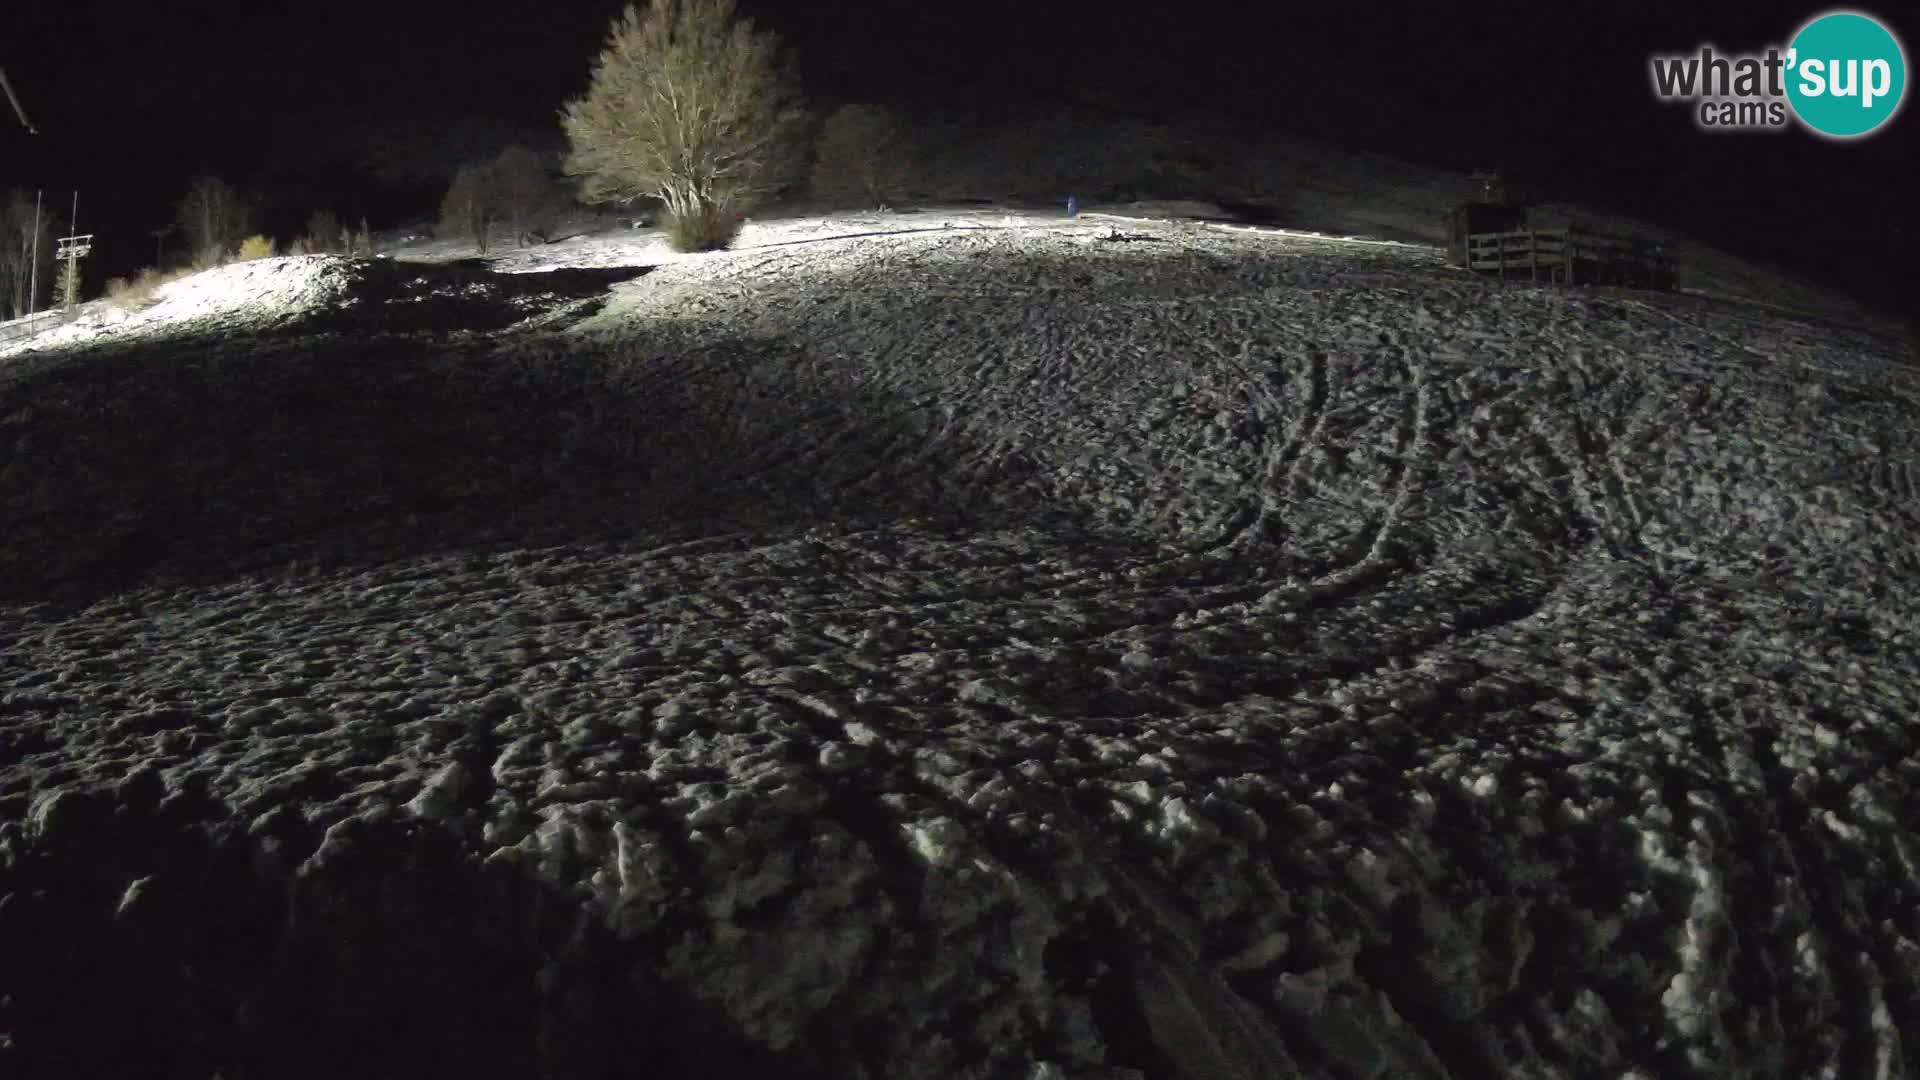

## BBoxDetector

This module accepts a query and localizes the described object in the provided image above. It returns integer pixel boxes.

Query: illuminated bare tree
[561,0,806,251]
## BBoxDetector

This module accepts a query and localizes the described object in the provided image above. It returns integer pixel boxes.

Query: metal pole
[66,192,78,309]
[29,190,41,316]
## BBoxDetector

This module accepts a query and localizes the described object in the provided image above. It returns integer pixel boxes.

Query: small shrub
[237,234,276,260]
[104,265,186,311]
[106,274,150,311]
[287,237,309,256]
[664,201,743,252]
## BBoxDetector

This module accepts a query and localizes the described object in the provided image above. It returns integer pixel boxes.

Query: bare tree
[0,189,53,319]
[811,104,916,209]
[561,0,806,251]
[494,145,557,246]
[176,176,253,265]
[440,161,501,255]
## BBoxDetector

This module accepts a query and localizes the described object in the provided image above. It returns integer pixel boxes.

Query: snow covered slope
[1,215,1917,1079]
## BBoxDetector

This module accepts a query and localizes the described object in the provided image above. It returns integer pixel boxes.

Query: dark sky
[1,0,1911,314]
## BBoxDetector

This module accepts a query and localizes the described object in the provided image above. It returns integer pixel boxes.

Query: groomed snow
[1,209,1917,1079]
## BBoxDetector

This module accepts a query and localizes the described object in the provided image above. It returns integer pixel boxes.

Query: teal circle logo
[1786,10,1907,138]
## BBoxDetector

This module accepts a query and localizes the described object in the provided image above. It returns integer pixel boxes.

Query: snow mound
[0,256,644,362]
[139,255,354,322]
[0,256,355,357]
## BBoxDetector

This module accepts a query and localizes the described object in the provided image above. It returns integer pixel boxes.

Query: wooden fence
[0,307,79,346]
[1465,226,1675,290]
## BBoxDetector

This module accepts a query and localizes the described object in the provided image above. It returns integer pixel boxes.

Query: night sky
[1,0,1911,315]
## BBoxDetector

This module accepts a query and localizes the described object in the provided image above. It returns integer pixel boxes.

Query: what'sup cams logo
[1650,9,1907,138]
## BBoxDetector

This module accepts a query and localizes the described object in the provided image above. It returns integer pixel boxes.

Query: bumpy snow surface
[3,214,1919,1079]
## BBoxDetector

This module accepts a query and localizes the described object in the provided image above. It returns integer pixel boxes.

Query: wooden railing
[1465,226,1675,289]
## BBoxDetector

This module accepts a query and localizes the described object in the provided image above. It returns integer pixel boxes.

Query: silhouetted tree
[811,104,915,208]
[440,161,501,254]
[303,209,342,254]
[175,176,252,265]
[494,145,558,246]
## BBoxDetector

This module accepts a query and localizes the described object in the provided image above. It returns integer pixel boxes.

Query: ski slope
[2,209,1917,1079]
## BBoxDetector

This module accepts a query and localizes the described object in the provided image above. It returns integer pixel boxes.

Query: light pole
[29,190,41,316]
